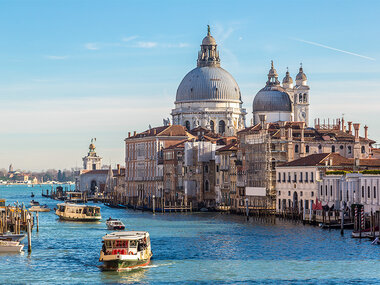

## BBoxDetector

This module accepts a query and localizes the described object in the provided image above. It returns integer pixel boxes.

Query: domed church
[171,26,246,136]
[252,61,310,126]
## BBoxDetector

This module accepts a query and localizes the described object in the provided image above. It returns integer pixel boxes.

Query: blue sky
[0,0,379,171]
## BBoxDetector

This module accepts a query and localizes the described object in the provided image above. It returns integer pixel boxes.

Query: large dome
[176,66,241,103]
[252,85,292,112]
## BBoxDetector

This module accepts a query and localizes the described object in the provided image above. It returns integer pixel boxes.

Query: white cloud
[135,41,158,48]
[122,35,138,42]
[45,55,69,60]
[84,43,100,50]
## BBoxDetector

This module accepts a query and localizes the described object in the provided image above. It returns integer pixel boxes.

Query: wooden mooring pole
[36,212,39,232]
[27,213,32,253]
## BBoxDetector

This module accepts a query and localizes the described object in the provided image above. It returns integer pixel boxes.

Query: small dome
[282,70,293,84]
[202,35,216,45]
[176,66,241,102]
[296,66,307,81]
[252,85,292,112]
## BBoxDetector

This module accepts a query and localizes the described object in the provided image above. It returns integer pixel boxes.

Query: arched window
[318,144,322,150]
[299,94,302,102]
[185,121,191,131]
[210,120,215,132]
[332,145,335,153]
[306,145,310,153]
[362,146,365,154]
[348,146,352,154]
[218,120,225,134]
[303,94,307,102]
[320,185,323,196]
[368,186,371,198]
[204,180,209,192]
[295,144,299,153]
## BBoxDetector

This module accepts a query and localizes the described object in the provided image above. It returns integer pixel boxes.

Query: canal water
[1,185,380,284]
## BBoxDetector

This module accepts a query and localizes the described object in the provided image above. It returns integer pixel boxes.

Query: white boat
[0,233,26,242]
[29,205,50,212]
[99,231,152,271]
[55,203,101,221]
[0,240,24,253]
[106,218,125,230]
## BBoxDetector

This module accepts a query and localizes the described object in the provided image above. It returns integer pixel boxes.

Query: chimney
[169,131,173,136]
[128,132,131,138]
[300,122,305,141]
[364,125,368,140]
[117,164,120,175]
[353,123,360,141]
[153,129,157,135]
[341,118,345,132]
[134,131,137,136]
[348,122,352,135]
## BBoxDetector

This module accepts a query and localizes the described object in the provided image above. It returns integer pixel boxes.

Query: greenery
[326,170,380,175]
[362,170,380,175]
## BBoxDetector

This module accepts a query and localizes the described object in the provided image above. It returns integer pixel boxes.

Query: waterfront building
[215,141,238,208]
[252,62,309,126]
[171,26,246,136]
[276,153,352,213]
[236,118,374,213]
[318,160,380,213]
[124,125,192,207]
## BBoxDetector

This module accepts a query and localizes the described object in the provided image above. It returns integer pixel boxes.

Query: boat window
[0,201,5,207]
[129,240,137,248]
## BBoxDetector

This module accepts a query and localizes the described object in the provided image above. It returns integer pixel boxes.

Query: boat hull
[58,216,101,222]
[102,257,151,271]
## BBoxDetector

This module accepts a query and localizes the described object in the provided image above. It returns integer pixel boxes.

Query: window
[303,94,307,102]
[332,145,335,153]
[278,191,281,196]
[305,172,309,182]
[204,165,209,173]
[185,121,191,131]
[318,144,322,150]
[299,172,303,182]
[293,173,297,183]
[288,191,291,196]
[204,180,209,192]
[362,186,364,198]
[330,185,333,196]
[218,120,225,134]
[300,191,303,197]
[278,172,281,182]
[375,187,377,199]
[320,185,323,196]
[306,145,310,153]
[282,172,286,182]
[216,165,219,172]
[288,173,291,182]
[311,191,314,197]
[340,145,344,150]
[299,94,302,102]
[325,185,328,196]
[305,200,309,210]
[362,146,365,154]
[368,186,371,198]
[311,172,314,182]
[295,145,299,153]
[348,146,352,154]
[210,120,215,132]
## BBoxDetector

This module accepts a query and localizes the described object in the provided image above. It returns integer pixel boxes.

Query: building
[171,26,246,136]
[252,62,309,126]
[124,125,193,208]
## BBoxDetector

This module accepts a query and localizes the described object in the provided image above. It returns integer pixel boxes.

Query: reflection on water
[1,185,380,284]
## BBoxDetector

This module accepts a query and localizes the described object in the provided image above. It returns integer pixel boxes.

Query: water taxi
[106,218,125,230]
[99,231,152,271]
[55,203,101,221]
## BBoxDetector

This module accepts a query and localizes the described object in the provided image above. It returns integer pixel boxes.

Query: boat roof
[57,203,100,209]
[102,231,149,241]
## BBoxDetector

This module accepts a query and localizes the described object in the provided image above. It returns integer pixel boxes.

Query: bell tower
[83,138,102,170]
[293,64,310,126]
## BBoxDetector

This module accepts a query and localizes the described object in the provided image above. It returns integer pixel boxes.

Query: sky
[0,0,379,171]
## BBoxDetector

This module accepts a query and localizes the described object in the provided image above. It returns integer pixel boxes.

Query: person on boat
[102,241,106,253]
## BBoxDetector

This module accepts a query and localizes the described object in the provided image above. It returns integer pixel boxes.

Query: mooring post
[340,204,344,236]
[152,195,155,214]
[27,213,32,253]
[36,211,39,232]
[245,198,249,221]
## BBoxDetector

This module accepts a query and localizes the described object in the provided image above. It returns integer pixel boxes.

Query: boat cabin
[102,232,150,256]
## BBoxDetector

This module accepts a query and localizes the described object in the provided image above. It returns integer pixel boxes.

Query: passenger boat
[0,240,24,253]
[99,231,152,271]
[106,218,125,230]
[55,203,101,221]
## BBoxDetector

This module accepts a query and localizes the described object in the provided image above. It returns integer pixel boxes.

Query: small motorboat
[0,240,24,253]
[99,231,152,271]
[29,204,50,212]
[0,233,26,242]
[106,218,125,230]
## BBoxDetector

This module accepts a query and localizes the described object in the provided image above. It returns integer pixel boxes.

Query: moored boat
[106,218,125,230]
[0,233,26,242]
[55,203,101,221]
[99,231,152,271]
[0,240,24,253]
[29,204,50,212]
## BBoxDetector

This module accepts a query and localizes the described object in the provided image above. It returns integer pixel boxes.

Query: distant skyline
[1,0,379,171]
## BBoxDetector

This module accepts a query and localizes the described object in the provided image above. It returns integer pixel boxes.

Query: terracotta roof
[127,125,191,139]
[216,141,238,152]
[164,139,188,150]
[279,153,352,167]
